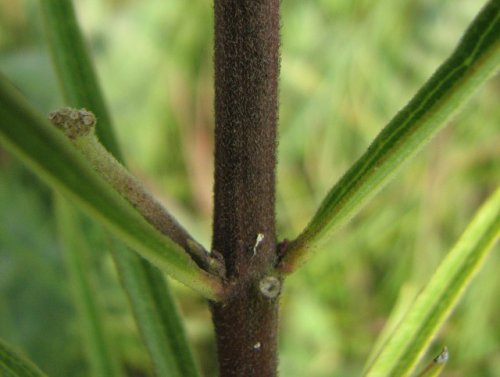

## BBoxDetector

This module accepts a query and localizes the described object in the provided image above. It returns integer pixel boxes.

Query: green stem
[48,107,222,275]
[0,73,223,301]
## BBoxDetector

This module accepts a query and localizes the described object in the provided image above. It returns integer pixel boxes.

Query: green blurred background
[0,0,498,376]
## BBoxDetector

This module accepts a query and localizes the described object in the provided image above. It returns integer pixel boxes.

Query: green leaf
[111,242,202,377]
[0,76,222,301]
[363,284,419,369]
[39,0,121,158]
[39,1,204,374]
[55,198,122,377]
[280,0,500,272]
[364,187,500,377]
[0,338,48,377]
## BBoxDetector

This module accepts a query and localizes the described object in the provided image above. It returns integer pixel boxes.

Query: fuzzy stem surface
[211,0,281,375]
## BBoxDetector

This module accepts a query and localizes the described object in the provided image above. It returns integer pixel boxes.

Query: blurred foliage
[0,0,498,376]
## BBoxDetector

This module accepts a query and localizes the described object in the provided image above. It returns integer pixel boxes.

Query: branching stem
[48,107,224,276]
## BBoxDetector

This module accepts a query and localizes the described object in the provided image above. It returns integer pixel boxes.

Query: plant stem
[39,1,209,371]
[211,0,281,375]
[48,107,221,274]
[211,288,280,377]
[0,77,223,300]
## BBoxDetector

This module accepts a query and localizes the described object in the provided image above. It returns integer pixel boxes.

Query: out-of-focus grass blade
[39,1,204,375]
[39,0,121,158]
[280,1,500,273]
[364,187,500,377]
[0,338,48,377]
[364,284,418,369]
[0,76,222,301]
[55,199,122,377]
[111,242,202,377]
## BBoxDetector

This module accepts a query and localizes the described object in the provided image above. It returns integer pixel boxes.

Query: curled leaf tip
[48,107,96,139]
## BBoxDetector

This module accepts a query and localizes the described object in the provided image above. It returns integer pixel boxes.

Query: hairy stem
[211,0,281,375]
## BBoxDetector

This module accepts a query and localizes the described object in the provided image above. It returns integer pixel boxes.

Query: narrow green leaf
[0,76,223,300]
[364,284,419,369]
[38,1,205,374]
[55,198,122,377]
[0,339,48,377]
[280,1,500,272]
[364,187,500,377]
[111,242,202,377]
[39,0,121,158]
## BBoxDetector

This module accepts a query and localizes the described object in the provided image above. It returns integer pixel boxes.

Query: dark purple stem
[211,0,280,375]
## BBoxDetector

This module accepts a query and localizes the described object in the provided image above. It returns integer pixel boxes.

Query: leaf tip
[434,346,449,365]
